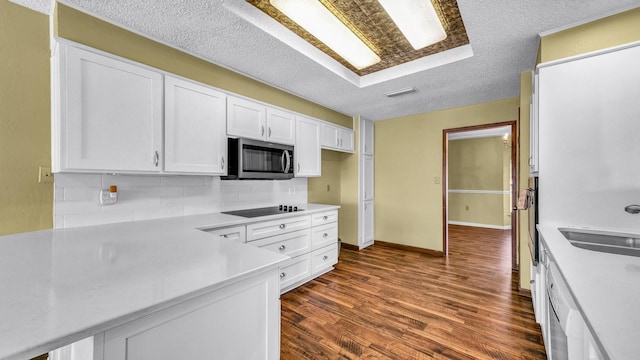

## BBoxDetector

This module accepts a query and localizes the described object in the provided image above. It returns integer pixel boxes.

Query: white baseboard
[448,221,511,230]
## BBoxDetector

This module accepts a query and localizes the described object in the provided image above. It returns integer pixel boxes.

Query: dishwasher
[545,261,584,360]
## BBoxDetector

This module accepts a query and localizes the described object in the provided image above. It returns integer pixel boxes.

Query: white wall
[54,174,307,228]
[538,43,640,233]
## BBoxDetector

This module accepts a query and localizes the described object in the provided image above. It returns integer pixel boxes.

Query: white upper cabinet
[321,123,354,153]
[53,43,163,173]
[363,120,374,155]
[226,95,266,140]
[295,116,321,177]
[227,95,295,145]
[266,107,295,145]
[164,76,227,175]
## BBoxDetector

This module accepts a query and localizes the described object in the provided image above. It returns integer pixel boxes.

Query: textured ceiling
[15,0,640,121]
[247,0,469,76]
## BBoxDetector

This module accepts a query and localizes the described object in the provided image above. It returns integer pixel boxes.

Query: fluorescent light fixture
[385,87,416,97]
[270,0,381,70]
[378,0,447,50]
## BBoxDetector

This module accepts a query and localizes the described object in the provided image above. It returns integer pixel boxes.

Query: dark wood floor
[280,225,547,359]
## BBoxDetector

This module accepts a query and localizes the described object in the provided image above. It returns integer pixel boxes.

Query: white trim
[538,5,640,37]
[448,189,510,195]
[537,40,640,69]
[448,221,511,230]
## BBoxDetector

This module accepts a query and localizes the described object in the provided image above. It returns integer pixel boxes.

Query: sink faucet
[624,204,640,214]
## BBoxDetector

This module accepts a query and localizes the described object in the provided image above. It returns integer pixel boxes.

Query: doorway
[442,121,518,271]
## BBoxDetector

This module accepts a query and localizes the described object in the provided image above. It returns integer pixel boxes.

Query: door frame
[442,120,518,270]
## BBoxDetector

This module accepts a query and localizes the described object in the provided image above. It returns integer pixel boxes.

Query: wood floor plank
[281,225,547,359]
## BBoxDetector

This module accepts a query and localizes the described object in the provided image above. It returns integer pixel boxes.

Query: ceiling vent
[385,87,417,97]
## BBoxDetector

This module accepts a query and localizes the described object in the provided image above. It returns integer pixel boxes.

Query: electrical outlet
[327,184,331,192]
[38,166,53,184]
[434,176,440,184]
[465,205,470,210]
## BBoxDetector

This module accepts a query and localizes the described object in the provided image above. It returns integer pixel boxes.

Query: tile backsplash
[54,173,308,229]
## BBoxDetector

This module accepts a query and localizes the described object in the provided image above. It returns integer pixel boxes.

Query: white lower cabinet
[246,210,339,293]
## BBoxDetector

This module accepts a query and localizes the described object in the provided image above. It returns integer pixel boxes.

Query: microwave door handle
[283,150,291,173]
[281,150,286,172]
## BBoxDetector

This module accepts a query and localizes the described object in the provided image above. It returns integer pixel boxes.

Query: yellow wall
[0,2,53,236]
[540,7,640,63]
[54,4,352,128]
[448,136,510,227]
[374,98,518,250]
[308,150,345,205]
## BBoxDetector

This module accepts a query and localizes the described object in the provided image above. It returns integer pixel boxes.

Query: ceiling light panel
[378,0,447,50]
[270,0,381,70]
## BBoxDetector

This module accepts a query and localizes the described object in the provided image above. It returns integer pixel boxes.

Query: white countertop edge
[538,224,640,360]
[12,259,287,360]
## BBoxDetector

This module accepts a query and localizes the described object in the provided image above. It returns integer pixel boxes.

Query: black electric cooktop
[222,205,303,218]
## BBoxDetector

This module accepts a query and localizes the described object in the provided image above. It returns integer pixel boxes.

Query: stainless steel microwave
[222,138,294,180]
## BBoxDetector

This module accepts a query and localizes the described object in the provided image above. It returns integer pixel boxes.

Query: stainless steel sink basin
[559,228,640,257]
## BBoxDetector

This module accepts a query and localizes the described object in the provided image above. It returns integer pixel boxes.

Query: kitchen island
[0,204,338,360]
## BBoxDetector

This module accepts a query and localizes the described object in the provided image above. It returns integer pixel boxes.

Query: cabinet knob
[323,233,328,238]
[279,244,286,251]
[323,215,328,221]
[222,234,228,238]
[322,255,329,260]
[280,272,286,278]
[279,224,286,229]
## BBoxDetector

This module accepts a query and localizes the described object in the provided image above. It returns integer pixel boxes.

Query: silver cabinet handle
[221,156,225,170]
[297,162,300,173]
[364,145,367,153]
[153,150,159,167]
[279,224,286,229]
[261,126,265,136]
[323,233,328,238]
[336,137,339,146]
[268,127,272,138]
[222,234,228,238]
[279,244,286,251]
[323,215,328,220]
[340,138,343,147]
[322,255,329,260]
[280,272,286,278]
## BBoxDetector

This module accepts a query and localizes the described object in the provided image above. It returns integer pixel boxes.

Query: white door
[363,155,374,201]
[339,128,355,152]
[226,95,266,140]
[164,76,227,174]
[266,108,295,145]
[363,120,374,155]
[321,123,339,149]
[56,44,163,173]
[295,116,321,177]
[363,200,374,246]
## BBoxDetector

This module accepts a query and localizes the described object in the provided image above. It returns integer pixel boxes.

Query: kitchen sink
[559,228,640,257]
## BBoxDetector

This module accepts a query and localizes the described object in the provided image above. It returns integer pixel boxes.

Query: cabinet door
[226,95,266,140]
[529,70,539,175]
[321,123,340,149]
[363,201,374,246]
[266,108,295,145]
[363,119,374,155]
[101,269,280,360]
[164,76,227,174]
[56,44,163,173]
[363,155,374,201]
[295,116,321,177]
[311,243,338,275]
[311,223,337,250]
[339,128,355,153]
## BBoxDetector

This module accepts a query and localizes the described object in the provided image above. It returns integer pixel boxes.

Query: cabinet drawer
[252,229,311,258]
[279,254,311,291]
[204,226,246,243]
[311,210,338,226]
[311,223,337,250]
[246,215,311,241]
[311,243,338,275]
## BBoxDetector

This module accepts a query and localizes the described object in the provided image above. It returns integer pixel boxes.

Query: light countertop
[0,204,339,360]
[538,224,640,360]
